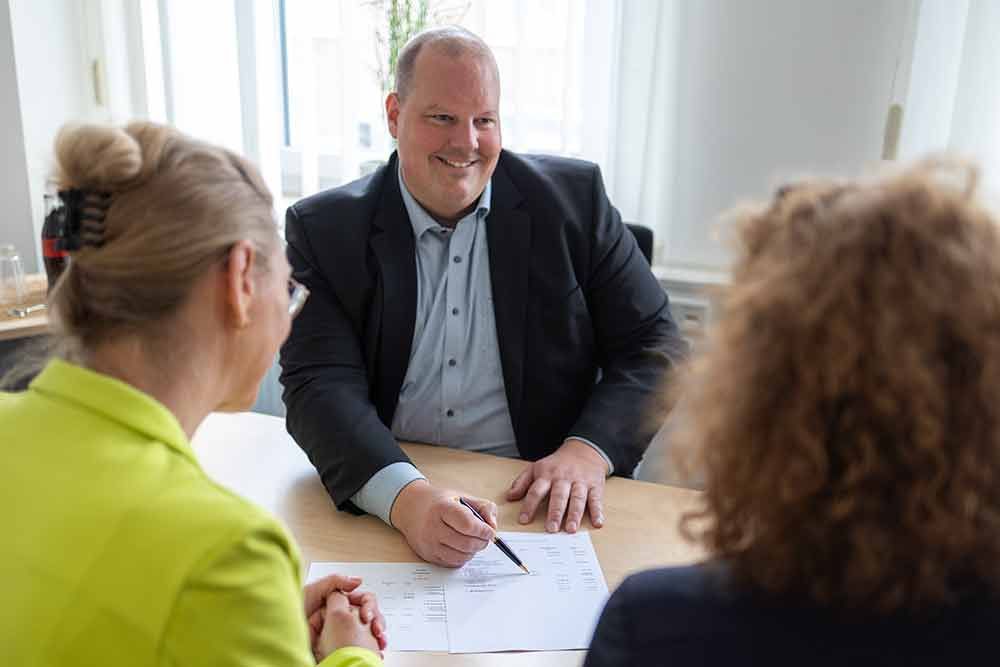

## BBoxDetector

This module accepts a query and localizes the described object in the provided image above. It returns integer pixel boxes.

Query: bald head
[385,26,501,225]
[394,26,500,102]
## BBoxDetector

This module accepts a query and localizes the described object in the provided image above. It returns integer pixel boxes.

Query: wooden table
[0,273,49,341]
[192,412,704,665]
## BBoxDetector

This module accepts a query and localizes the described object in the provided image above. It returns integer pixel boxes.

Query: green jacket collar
[30,358,197,466]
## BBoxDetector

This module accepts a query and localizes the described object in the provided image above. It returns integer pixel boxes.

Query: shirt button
[446,409,455,417]
[453,256,462,264]
[452,307,459,316]
[448,358,457,367]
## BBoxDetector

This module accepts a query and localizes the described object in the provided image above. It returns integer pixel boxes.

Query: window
[278,0,614,206]
[139,0,617,215]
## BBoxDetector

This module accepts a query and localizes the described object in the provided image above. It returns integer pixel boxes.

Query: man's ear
[223,240,257,328]
[386,92,401,139]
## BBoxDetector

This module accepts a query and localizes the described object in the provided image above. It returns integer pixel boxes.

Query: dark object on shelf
[40,194,69,291]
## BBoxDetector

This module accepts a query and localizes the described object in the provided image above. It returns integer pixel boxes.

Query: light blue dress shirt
[350,167,612,525]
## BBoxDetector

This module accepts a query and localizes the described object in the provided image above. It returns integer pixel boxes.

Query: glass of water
[0,244,27,307]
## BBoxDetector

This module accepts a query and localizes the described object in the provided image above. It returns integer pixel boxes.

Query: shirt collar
[397,162,492,239]
[29,358,197,466]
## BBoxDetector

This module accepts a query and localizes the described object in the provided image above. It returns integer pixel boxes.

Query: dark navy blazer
[280,150,686,511]
[586,563,999,666]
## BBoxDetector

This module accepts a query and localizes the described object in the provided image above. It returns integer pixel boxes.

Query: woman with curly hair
[586,160,1000,665]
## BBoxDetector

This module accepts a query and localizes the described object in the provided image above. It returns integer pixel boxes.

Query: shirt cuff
[349,462,427,526]
[565,436,614,476]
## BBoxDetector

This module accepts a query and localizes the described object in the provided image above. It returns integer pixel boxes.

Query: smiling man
[280,27,686,568]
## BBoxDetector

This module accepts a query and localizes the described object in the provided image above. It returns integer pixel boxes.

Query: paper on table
[442,531,609,653]
[307,562,449,651]
[308,532,608,654]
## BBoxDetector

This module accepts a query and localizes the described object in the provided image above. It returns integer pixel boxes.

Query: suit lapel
[371,155,417,422]
[487,157,531,434]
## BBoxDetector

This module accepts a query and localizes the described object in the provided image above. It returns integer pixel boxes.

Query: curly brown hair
[678,159,1000,614]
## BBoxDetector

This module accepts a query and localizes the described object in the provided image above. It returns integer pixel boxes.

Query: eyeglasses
[288,277,310,318]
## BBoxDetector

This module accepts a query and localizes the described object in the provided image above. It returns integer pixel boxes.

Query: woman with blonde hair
[1,122,386,666]
[586,160,1000,665]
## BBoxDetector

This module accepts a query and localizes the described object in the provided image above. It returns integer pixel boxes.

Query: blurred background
[4,0,999,481]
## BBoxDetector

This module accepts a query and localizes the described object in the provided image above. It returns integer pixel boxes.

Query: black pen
[457,496,531,574]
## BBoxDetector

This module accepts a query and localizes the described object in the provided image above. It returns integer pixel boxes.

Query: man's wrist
[350,462,426,525]
[389,478,431,530]
[562,436,614,476]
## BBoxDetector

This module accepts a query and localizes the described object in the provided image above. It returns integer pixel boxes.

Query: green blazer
[0,359,379,667]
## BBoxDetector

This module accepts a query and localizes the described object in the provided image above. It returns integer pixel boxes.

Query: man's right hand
[389,479,497,567]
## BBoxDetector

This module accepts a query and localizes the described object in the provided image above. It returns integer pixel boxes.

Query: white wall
[7,0,92,273]
[948,0,1000,195]
[663,0,912,271]
[897,0,970,159]
[0,0,36,272]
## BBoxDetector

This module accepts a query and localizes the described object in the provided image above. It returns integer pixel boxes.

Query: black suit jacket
[280,150,686,512]
[586,564,999,666]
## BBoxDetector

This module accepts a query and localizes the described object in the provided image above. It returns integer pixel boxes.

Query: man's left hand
[506,438,607,533]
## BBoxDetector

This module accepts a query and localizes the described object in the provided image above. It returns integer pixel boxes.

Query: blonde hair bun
[45,120,276,352]
[54,123,145,192]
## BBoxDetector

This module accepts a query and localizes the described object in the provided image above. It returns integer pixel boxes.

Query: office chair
[626,223,654,266]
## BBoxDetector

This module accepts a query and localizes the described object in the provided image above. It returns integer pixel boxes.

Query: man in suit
[280,27,686,567]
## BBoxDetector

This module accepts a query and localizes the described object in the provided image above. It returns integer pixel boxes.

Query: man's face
[386,47,501,224]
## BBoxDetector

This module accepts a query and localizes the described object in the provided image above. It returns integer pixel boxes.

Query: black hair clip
[57,188,111,251]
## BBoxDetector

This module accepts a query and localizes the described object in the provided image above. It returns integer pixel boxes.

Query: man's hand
[390,479,497,567]
[506,438,608,533]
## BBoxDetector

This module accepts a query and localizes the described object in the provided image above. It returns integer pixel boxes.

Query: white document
[442,531,609,653]
[307,562,449,651]
[308,531,608,654]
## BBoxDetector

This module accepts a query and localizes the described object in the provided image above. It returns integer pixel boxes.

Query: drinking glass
[0,244,26,307]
